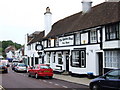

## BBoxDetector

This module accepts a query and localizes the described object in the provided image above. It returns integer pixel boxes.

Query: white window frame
[90,29,97,43]
[46,52,50,64]
[104,51,120,68]
[75,33,80,45]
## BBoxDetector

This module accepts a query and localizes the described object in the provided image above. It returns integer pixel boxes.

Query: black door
[98,52,103,76]
[66,55,69,71]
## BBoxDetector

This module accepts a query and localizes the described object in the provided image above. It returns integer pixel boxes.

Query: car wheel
[49,76,53,79]
[35,74,39,79]
[92,84,100,90]
[5,70,8,73]
[28,73,31,77]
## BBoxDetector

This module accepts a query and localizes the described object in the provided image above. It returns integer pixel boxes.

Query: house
[5,46,16,62]
[25,0,120,77]
[24,31,44,66]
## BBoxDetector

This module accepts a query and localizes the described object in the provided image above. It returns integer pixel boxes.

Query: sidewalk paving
[54,74,92,86]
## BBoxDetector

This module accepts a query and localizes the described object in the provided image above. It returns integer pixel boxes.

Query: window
[28,45,31,50]
[55,38,59,47]
[105,23,120,40]
[80,51,86,68]
[106,70,120,79]
[71,51,79,67]
[81,33,88,44]
[71,50,86,68]
[47,53,50,63]
[48,39,51,47]
[53,53,55,63]
[75,33,80,45]
[90,29,97,43]
[58,53,63,64]
[104,51,120,68]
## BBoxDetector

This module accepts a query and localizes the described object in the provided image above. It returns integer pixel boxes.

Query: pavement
[54,74,92,86]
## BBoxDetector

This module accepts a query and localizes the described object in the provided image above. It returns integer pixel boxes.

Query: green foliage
[2,40,22,51]
[0,40,22,58]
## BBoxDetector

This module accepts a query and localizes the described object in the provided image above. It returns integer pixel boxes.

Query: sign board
[59,35,74,46]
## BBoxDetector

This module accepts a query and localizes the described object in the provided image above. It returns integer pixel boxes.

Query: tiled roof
[27,31,44,45]
[45,2,120,38]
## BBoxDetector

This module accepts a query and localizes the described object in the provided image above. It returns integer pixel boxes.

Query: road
[1,67,90,90]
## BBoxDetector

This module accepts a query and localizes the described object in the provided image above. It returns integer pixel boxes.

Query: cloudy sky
[0,0,105,45]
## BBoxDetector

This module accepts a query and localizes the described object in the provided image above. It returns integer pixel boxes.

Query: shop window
[104,51,120,68]
[71,51,79,67]
[71,50,86,68]
[58,53,63,64]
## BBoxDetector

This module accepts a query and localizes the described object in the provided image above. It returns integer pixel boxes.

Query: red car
[28,64,53,79]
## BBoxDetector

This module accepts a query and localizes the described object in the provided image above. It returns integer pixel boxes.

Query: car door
[101,70,120,89]
[29,66,35,76]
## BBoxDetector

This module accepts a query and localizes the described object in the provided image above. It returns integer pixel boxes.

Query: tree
[1,40,22,58]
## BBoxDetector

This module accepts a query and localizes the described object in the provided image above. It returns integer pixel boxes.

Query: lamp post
[35,44,44,64]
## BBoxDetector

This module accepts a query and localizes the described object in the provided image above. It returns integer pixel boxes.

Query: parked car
[28,64,53,79]
[0,63,8,73]
[11,62,18,70]
[14,63,27,72]
[89,69,120,90]
[0,60,9,67]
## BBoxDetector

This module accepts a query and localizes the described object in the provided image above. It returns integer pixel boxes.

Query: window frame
[104,50,120,68]
[90,29,97,43]
[105,23,120,41]
[75,33,80,45]
[71,49,86,68]
[58,53,63,64]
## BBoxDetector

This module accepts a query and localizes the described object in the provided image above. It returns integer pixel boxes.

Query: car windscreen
[0,64,5,67]
[40,65,51,69]
[18,64,26,67]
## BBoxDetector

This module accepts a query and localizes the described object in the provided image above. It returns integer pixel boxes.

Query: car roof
[36,64,48,66]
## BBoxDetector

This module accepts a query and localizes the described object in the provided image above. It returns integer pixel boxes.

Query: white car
[14,63,27,72]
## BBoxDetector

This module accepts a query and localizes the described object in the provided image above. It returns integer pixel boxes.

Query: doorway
[66,54,69,72]
[98,52,103,76]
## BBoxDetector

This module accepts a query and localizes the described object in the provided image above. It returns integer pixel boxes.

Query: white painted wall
[70,44,100,76]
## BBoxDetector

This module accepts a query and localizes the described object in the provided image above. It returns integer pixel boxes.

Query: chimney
[44,7,52,36]
[81,0,92,13]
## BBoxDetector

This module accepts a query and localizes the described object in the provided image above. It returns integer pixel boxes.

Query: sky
[0,0,105,45]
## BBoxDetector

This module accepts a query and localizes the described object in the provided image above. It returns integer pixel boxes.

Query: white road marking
[48,82,52,84]
[62,86,68,88]
[55,84,59,86]
[43,80,47,82]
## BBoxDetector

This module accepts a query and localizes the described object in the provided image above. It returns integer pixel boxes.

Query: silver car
[14,63,27,72]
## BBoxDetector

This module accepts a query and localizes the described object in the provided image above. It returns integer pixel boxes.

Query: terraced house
[24,0,120,77]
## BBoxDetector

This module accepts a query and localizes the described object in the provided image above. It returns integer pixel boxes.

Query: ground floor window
[71,50,86,68]
[58,53,63,64]
[104,50,120,68]
[46,53,50,63]
[35,57,39,64]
